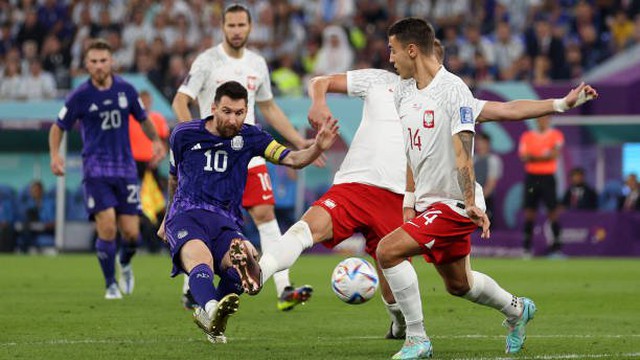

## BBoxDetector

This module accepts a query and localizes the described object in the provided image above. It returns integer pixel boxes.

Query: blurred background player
[619,173,640,211]
[561,167,598,210]
[474,132,503,222]
[171,3,317,310]
[519,115,565,258]
[129,90,170,253]
[158,81,338,343]
[49,39,164,299]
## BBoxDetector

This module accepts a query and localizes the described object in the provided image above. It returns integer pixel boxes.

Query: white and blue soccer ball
[331,257,379,304]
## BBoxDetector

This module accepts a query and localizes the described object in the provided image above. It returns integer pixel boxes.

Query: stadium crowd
[1,0,640,101]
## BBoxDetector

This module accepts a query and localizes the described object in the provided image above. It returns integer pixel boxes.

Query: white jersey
[178,44,273,168]
[394,67,487,217]
[335,69,405,194]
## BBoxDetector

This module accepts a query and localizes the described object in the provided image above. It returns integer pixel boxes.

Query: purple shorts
[165,209,249,277]
[82,177,141,218]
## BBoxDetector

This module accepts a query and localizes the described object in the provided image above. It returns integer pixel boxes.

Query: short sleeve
[347,69,398,98]
[168,125,184,176]
[129,87,147,123]
[177,53,209,99]
[56,95,79,131]
[255,58,273,102]
[446,81,487,136]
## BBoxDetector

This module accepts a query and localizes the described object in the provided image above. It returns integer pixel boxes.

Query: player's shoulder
[172,119,203,140]
[66,80,92,102]
[436,68,468,91]
[112,75,137,92]
[192,46,222,66]
[240,123,265,136]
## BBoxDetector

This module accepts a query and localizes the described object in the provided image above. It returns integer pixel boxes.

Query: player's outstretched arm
[157,173,178,242]
[49,124,65,176]
[140,118,167,162]
[477,82,598,123]
[307,74,348,130]
[172,92,195,123]
[279,118,339,169]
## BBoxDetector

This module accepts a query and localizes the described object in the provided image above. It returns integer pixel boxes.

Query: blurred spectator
[90,9,120,39]
[15,181,55,254]
[563,42,584,79]
[160,54,187,101]
[105,31,133,72]
[121,9,152,52]
[608,9,635,51]
[561,167,598,210]
[459,23,495,67]
[271,53,302,97]
[314,0,355,24]
[20,59,56,100]
[41,34,70,89]
[578,24,611,71]
[0,22,14,57]
[314,25,354,75]
[474,132,503,222]
[0,60,23,100]
[526,18,566,80]
[497,0,543,33]
[15,10,45,49]
[493,21,525,80]
[619,174,640,211]
[37,0,72,42]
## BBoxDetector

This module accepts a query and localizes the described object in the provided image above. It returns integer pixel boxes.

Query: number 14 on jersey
[408,127,422,151]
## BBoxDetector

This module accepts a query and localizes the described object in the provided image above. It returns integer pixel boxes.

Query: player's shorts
[312,183,403,259]
[165,208,248,277]
[523,174,558,210]
[401,202,478,265]
[242,164,275,208]
[82,177,141,218]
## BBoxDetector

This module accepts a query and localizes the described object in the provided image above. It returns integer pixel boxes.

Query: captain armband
[264,140,291,164]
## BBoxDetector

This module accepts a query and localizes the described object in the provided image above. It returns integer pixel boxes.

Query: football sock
[119,235,138,266]
[215,267,243,301]
[95,238,117,287]
[182,274,190,294]
[523,221,534,250]
[259,221,313,284]
[550,221,562,252]
[463,271,522,322]
[383,298,406,334]
[382,261,427,338]
[189,263,217,309]
[257,219,291,296]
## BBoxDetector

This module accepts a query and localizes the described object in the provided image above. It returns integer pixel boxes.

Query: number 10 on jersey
[408,127,422,151]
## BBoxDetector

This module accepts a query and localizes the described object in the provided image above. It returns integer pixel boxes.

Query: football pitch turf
[1,254,638,360]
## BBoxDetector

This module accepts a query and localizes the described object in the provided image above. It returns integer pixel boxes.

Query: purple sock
[119,235,139,266]
[215,267,244,301]
[188,264,217,308]
[95,238,116,287]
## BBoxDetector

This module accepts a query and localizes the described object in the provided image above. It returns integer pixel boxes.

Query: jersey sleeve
[168,125,184,176]
[177,53,209,99]
[250,127,290,164]
[446,80,487,136]
[56,95,79,131]
[347,69,398,98]
[129,87,147,123]
[255,57,273,102]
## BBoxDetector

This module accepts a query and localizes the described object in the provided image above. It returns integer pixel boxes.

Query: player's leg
[543,175,563,256]
[435,255,536,354]
[523,174,540,258]
[94,208,120,299]
[116,214,139,295]
[376,228,432,359]
[375,259,406,340]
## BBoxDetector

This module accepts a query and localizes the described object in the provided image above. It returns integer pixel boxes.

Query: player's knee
[249,206,275,224]
[376,240,396,268]
[96,224,117,240]
[445,281,471,297]
[120,228,139,242]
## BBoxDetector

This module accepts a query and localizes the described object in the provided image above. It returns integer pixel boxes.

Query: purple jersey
[168,118,289,225]
[56,76,147,178]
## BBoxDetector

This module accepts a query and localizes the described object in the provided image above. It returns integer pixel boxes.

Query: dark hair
[570,167,585,176]
[478,132,491,142]
[223,3,251,24]
[214,81,248,104]
[85,38,112,55]
[388,17,434,55]
[433,38,444,63]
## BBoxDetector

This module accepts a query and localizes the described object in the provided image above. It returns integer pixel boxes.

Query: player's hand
[403,207,416,222]
[307,102,333,131]
[157,219,167,243]
[50,154,65,176]
[466,206,491,238]
[564,82,598,109]
[151,140,166,163]
[314,118,339,151]
[300,138,327,167]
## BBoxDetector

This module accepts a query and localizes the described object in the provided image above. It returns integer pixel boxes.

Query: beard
[225,34,248,51]
[92,71,109,86]
[216,122,241,138]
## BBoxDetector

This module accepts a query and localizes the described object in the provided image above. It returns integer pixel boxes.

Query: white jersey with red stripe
[338,69,405,194]
[394,67,487,217]
[178,44,272,168]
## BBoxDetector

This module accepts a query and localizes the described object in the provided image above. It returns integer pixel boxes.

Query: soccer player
[258,49,597,342]
[171,3,316,310]
[49,39,164,299]
[158,81,338,343]
[375,18,596,359]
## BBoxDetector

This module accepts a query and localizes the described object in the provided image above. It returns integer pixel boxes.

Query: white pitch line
[449,353,640,360]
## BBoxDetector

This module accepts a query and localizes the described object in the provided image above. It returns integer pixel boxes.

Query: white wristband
[552,98,569,113]
[403,192,415,209]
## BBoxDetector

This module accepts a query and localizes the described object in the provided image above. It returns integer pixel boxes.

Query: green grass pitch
[1,254,639,359]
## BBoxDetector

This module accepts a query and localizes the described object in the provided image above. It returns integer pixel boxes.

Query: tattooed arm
[453,131,491,238]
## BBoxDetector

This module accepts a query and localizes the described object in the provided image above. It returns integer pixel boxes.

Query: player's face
[212,96,247,137]
[223,11,251,51]
[388,36,413,79]
[85,49,113,85]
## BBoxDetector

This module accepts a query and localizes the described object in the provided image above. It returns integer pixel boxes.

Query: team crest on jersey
[118,92,128,109]
[460,107,473,124]
[246,76,257,91]
[231,135,244,150]
[423,110,435,128]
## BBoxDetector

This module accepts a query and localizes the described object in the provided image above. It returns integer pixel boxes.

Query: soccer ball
[331,257,379,304]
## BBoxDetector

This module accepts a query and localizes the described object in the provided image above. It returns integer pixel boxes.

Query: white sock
[258,221,313,284]
[382,260,427,338]
[257,219,291,296]
[463,271,523,322]
[383,298,406,335]
[182,274,189,294]
[204,299,219,318]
